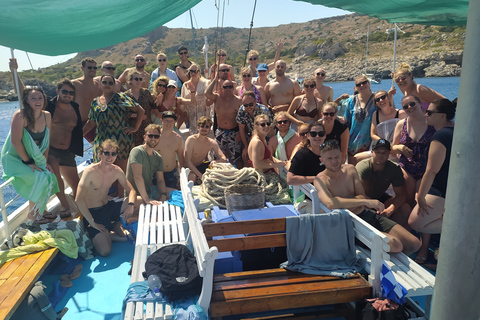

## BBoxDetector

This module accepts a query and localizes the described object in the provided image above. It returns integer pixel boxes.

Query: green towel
[1,128,59,215]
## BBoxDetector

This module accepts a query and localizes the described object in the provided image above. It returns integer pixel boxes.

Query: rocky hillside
[0,13,465,100]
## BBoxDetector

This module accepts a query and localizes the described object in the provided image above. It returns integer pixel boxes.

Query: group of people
[2,43,455,263]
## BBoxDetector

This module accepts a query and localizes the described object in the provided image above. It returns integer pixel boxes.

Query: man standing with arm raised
[118,54,151,90]
[265,60,301,114]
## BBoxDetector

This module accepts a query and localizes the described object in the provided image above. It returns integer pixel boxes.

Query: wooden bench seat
[0,247,58,320]
[203,217,372,319]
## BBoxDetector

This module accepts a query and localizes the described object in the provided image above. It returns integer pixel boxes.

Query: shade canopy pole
[431,0,480,318]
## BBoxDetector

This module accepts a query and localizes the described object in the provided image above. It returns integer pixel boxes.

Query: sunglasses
[309,131,326,137]
[135,59,145,62]
[103,66,116,70]
[223,85,234,89]
[258,122,271,127]
[147,134,160,139]
[218,54,226,57]
[425,110,443,116]
[61,89,75,96]
[103,151,117,157]
[242,74,252,78]
[219,69,229,72]
[101,81,114,86]
[189,69,199,73]
[395,76,407,83]
[86,66,98,70]
[157,84,167,88]
[304,84,316,89]
[323,112,336,117]
[249,57,258,61]
[374,94,388,103]
[134,77,143,81]
[299,132,308,137]
[316,72,326,77]
[25,85,42,90]
[402,101,417,110]
[243,102,254,107]
[355,80,369,87]
[158,58,167,62]
[277,120,289,125]
[179,51,188,55]
[199,124,211,128]
[320,140,339,149]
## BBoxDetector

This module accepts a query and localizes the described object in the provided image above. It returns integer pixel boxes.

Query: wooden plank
[208,233,286,252]
[213,268,346,281]
[203,218,286,237]
[0,248,58,320]
[0,255,30,280]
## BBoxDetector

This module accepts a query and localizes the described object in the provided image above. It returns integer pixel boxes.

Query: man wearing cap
[313,67,333,102]
[155,111,185,191]
[253,63,270,89]
[175,46,193,87]
[126,123,167,211]
[94,61,123,92]
[118,54,151,90]
[355,139,411,227]
[265,60,301,114]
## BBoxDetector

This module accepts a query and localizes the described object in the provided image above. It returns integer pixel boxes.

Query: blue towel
[380,260,407,304]
[280,209,365,277]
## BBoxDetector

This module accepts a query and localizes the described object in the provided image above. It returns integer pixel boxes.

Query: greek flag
[380,260,407,304]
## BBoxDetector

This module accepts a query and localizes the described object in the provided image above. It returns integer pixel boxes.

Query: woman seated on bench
[287,121,326,185]
[248,114,286,174]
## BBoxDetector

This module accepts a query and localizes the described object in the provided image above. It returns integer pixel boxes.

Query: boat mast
[365,25,369,74]
[189,9,198,64]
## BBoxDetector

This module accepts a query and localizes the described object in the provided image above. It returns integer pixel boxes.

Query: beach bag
[143,244,202,301]
[355,299,410,320]
[11,281,57,320]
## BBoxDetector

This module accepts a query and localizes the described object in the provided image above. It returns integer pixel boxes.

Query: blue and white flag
[380,260,408,304]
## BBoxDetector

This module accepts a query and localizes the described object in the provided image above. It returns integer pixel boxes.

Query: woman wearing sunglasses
[286,77,323,130]
[125,70,157,146]
[408,98,456,266]
[149,52,179,91]
[236,67,267,105]
[248,115,287,174]
[181,63,212,135]
[392,95,436,207]
[287,121,326,185]
[208,49,235,81]
[344,75,376,164]
[150,76,169,125]
[246,39,284,77]
[290,123,310,159]
[321,102,349,164]
[393,63,445,112]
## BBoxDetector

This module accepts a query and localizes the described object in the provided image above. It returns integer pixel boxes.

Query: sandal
[35,217,53,225]
[59,208,71,219]
[42,211,57,220]
[414,255,427,265]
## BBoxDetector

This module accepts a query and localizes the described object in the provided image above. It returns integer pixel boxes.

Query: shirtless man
[155,111,185,191]
[314,141,421,254]
[126,124,167,213]
[72,57,102,143]
[268,111,302,161]
[213,64,235,93]
[94,61,123,93]
[265,60,301,114]
[118,55,151,90]
[206,75,243,167]
[75,139,137,256]
[175,46,193,86]
[313,68,333,102]
[185,117,227,184]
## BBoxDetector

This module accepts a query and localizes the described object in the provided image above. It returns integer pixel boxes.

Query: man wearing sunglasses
[72,57,102,143]
[175,45,193,87]
[118,54,151,90]
[126,124,168,209]
[94,61,123,93]
[76,139,137,256]
[206,74,243,168]
[313,68,333,103]
[265,60,301,114]
[268,112,301,163]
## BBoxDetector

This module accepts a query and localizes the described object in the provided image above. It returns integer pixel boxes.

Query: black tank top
[25,112,46,146]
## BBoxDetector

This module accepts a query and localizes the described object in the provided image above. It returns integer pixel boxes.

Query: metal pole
[430,0,480,318]
[392,24,397,87]
[189,9,198,64]
[365,25,369,74]
[10,49,21,100]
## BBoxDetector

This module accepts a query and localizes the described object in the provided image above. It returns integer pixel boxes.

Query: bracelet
[128,202,134,206]
[22,159,34,165]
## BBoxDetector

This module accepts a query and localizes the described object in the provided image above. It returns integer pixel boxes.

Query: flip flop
[59,208,71,219]
[42,211,57,220]
[35,217,53,225]
[57,307,68,319]
[414,255,427,265]
[68,264,83,280]
[60,279,72,288]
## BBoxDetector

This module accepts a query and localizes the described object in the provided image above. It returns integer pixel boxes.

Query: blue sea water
[0,76,460,218]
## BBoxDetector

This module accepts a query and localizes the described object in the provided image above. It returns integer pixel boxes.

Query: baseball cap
[162,111,177,120]
[167,80,178,88]
[257,63,268,71]
[372,139,391,151]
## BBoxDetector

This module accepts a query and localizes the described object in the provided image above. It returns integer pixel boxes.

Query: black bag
[143,244,202,301]
[355,299,410,320]
[11,281,57,320]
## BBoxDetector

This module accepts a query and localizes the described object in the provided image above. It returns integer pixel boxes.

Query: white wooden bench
[293,183,435,319]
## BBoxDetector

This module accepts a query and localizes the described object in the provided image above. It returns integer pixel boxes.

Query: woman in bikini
[392,63,445,112]
[321,102,349,164]
[248,114,287,174]
[286,77,323,130]
[1,86,61,223]
[236,67,267,106]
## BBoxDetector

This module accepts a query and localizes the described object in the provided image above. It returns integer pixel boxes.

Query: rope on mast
[244,0,258,67]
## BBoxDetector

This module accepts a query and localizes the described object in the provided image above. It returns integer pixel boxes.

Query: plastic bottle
[148,274,162,296]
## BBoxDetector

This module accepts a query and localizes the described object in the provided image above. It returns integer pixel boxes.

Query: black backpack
[143,244,202,301]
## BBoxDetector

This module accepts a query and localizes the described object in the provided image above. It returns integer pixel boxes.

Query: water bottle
[148,274,162,296]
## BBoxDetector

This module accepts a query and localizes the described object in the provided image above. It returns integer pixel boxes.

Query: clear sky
[0,0,350,72]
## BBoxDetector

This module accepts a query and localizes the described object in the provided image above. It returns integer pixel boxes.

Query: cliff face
[0,13,465,100]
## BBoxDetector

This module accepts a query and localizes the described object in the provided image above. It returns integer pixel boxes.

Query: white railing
[0,177,16,245]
